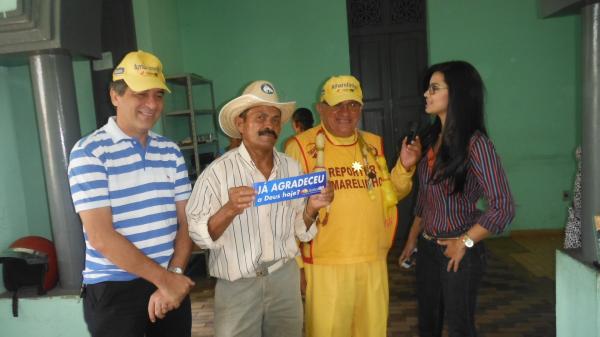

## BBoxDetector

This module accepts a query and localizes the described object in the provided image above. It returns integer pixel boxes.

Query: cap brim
[219,94,295,138]
[123,77,171,93]
[322,93,363,107]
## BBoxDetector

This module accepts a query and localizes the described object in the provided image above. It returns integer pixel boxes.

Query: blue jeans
[415,236,487,337]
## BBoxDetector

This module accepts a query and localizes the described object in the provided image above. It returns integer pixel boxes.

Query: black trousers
[83,278,191,337]
[415,236,486,337]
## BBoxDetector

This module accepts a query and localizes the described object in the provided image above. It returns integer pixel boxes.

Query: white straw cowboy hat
[219,80,296,138]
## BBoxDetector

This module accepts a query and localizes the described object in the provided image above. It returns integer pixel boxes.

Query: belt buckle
[256,265,268,277]
[422,232,435,241]
[256,263,269,277]
[256,261,276,277]
[255,258,288,277]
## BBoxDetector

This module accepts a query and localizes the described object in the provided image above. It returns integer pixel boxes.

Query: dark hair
[291,108,314,131]
[109,80,128,96]
[421,60,487,193]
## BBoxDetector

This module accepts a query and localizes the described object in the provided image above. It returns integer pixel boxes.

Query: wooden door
[348,0,428,242]
[91,0,137,128]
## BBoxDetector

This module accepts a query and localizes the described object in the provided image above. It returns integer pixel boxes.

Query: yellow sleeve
[282,137,293,154]
[284,138,309,174]
[390,158,415,200]
[295,255,304,269]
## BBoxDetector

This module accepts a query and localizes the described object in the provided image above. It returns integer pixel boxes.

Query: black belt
[421,232,461,241]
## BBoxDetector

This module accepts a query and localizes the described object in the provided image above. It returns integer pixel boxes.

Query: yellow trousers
[304,259,389,337]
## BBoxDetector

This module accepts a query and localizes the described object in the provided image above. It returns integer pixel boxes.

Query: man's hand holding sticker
[305,182,334,221]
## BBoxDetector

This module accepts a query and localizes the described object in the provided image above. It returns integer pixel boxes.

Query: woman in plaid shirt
[399,61,515,337]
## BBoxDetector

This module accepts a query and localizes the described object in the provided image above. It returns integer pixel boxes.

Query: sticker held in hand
[253,171,327,206]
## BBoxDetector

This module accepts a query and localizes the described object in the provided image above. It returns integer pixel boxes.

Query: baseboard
[509,229,564,237]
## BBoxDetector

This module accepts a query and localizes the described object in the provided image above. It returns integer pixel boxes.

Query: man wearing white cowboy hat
[187,80,334,337]
[68,50,195,336]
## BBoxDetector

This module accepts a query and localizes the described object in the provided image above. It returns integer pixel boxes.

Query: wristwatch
[168,266,184,274]
[461,234,474,248]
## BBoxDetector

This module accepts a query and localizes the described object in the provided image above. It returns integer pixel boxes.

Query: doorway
[91,0,137,128]
[347,0,428,241]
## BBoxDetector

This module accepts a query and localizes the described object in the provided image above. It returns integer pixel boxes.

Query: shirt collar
[236,141,281,173]
[320,123,358,146]
[103,116,158,143]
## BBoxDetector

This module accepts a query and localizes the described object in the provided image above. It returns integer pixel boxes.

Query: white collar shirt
[186,142,317,281]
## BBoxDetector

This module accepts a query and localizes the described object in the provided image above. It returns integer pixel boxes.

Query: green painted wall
[133,0,185,135]
[74,60,98,136]
[8,66,52,240]
[428,0,580,231]
[556,250,600,336]
[176,0,350,150]
[0,66,29,294]
[133,0,184,75]
[0,296,87,336]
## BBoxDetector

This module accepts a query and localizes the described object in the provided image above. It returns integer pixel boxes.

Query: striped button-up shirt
[415,131,514,237]
[68,117,191,284]
[186,142,317,281]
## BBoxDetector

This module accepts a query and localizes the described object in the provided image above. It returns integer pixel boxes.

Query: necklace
[314,127,400,223]
[346,137,363,173]
[316,129,362,173]
[359,134,401,219]
[356,133,376,200]
[314,130,329,225]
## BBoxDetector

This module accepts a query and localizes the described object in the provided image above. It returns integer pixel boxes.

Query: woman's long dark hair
[420,61,487,194]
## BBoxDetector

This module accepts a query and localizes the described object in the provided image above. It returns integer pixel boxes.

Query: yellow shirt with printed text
[286,124,414,265]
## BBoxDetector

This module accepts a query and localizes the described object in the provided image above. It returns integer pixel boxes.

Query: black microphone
[405,121,419,145]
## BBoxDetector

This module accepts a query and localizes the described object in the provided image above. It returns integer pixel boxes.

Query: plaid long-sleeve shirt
[415,131,515,237]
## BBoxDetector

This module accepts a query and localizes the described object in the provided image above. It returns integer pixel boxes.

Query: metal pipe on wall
[29,50,84,290]
[581,2,600,263]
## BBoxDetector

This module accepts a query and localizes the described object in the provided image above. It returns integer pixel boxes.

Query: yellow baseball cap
[320,75,363,106]
[112,50,170,93]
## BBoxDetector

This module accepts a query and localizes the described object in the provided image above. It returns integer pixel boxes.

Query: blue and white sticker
[254,171,326,206]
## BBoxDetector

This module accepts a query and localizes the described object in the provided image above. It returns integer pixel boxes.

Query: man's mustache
[258,129,278,139]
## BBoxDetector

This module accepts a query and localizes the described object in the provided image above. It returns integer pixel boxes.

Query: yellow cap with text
[320,75,363,106]
[112,50,170,93]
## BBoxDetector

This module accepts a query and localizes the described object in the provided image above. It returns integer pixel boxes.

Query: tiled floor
[388,234,559,336]
[190,278,215,337]
[190,233,562,337]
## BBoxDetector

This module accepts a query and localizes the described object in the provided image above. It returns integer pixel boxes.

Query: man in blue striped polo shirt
[68,51,195,337]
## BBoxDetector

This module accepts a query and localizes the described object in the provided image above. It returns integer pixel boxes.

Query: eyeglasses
[328,101,362,112]
[426,84,448,95]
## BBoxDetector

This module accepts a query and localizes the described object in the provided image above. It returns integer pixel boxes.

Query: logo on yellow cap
[112,51,170,93]
[320,75,363,107]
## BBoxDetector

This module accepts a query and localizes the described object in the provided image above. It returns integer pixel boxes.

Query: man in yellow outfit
[285,75,421,337]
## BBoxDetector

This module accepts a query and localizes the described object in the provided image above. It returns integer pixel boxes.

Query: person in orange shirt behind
[284,107,314,152]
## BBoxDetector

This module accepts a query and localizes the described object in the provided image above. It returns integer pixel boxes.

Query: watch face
[463,236,474,248]
[168,267,184,274]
